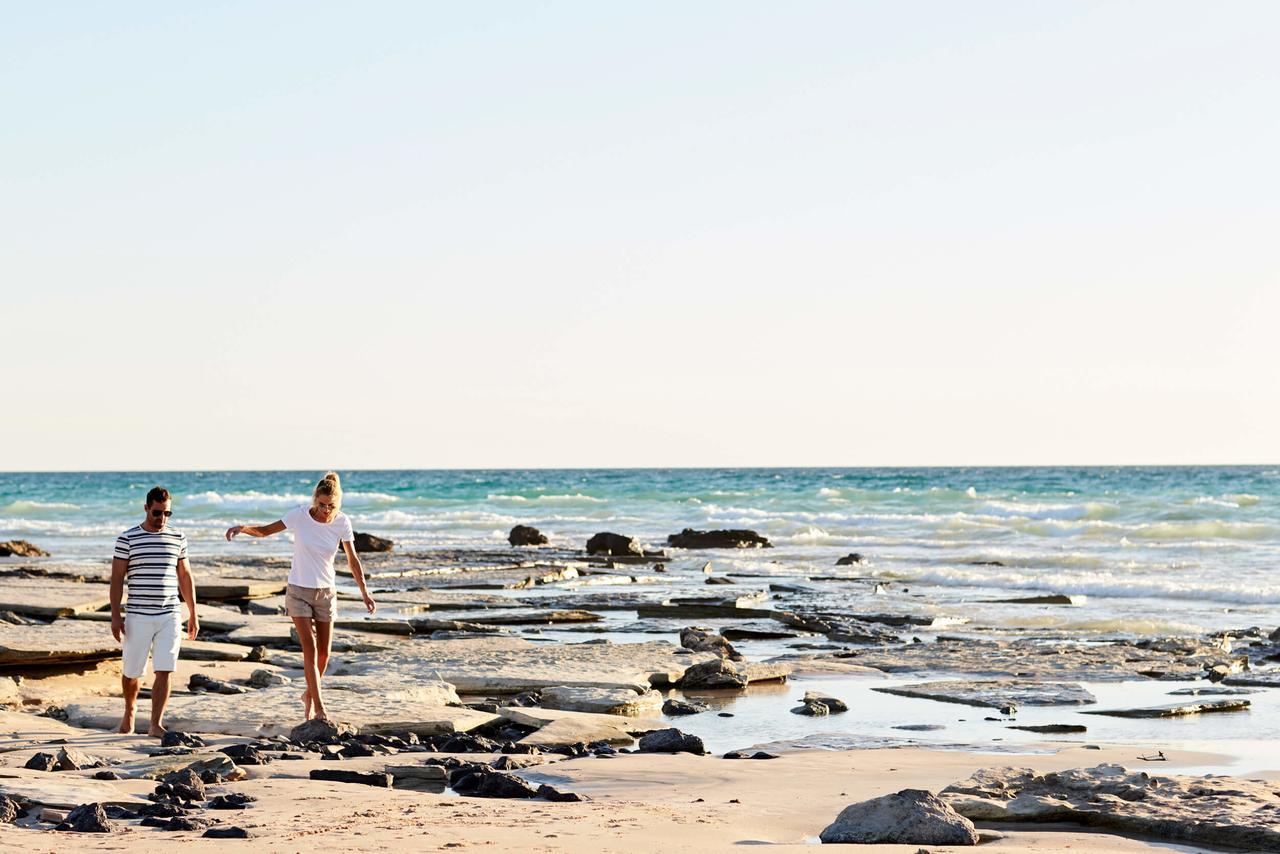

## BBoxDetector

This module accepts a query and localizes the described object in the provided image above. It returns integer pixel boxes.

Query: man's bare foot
[148,723,167,738]
[117,714,135,734]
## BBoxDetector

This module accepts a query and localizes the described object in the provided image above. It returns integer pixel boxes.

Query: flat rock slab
[0,579,111,617]
[873,680,1096,708]
[834,636,1229,682]
[539,686,663,716]
[0,619,119,666]
[351,637,717,694]
[943,763,1280,850]
[66,677,490,738]
[438,609,603,626]
[179,639,254,662]
[224,618,394,651]
[1080,699,1250,718]
[71,602,252,634]
[1222,670,1280,688]
[502,707,666,748]
[0,771,141,808]
[197,578,288,600]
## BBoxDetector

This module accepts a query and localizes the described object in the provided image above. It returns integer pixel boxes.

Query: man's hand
[186,613,200,640]
[361,590,377,615]
[111,613,125,642]
[224,525,242,541]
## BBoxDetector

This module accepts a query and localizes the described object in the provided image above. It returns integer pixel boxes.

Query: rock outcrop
[585,532,642,557]
[508,525,549,546]
[0,541,50,558]
[666,529,772,549]
[352,532,393,553]
[820,789,979,845]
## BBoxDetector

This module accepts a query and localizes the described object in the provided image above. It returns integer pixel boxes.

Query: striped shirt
[113,525,187,616]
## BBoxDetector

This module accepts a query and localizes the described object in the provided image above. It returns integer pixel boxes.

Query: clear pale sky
[2,2,1277,470]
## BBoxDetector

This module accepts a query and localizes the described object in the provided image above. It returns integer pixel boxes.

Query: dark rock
[0,540,50,557]
[103,805,138,820]
[93,770,123,780]
[508,525,549,547]
[309,769,392,787]
[678,658,748,689]
[723,750,779,759]
[353,531,394,552]
[204,826,251,838]
[537,784,585,802]
[161,731,206,749]
[819,789,979,845]
[189,673,248,695]
[1007,724,1088,734]
[637,728,706,755]
[63,803,114,833]
[999,704,1017,716]
[146,815,210,831]
[160,768,206,802]
[0,794,20,823]
[289,718,357,745]
[207,793,257,810]
[893,724,946,732]
[220,744,269,765]
[24,751,56,771]
[666,528,772,549]
[245,645,269,663]
[802,691,848,713]
[679,626,742,661]
[138,802,187,818]
[705,576,735,585]
[340,741,376,758]
[474,771,539,799]
[980,594,1075,605]
[662,698,709,716]
[836,553,865,566]
[585,532,642,557]
[439,733,501,754]
[792,700,830,716]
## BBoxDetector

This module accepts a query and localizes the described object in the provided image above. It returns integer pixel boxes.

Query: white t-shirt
[282,505,354,589]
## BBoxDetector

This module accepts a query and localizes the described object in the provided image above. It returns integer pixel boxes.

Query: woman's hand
[361,590,377,615]
[225,525,242,541]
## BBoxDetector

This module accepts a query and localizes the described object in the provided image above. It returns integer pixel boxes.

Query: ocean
[3,467,1279,637]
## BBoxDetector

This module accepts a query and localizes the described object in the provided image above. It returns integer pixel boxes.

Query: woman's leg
[292,616,324,721]
[313,620,333,718]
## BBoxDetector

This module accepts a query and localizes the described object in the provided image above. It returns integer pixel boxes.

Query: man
[110,486,199,736]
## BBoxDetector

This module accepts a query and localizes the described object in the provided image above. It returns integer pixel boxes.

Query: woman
[225,472,376,721]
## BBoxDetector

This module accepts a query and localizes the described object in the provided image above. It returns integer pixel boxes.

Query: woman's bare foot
[117,714,135,734]
[302,689,313,720]
[148,723,167,738]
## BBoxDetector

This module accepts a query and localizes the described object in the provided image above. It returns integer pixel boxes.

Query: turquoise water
[3,467,1279,633]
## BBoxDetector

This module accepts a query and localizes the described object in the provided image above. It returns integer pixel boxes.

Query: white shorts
[121,611,182,679]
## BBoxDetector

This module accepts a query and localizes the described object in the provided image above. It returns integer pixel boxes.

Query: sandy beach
[5,530,1280,851]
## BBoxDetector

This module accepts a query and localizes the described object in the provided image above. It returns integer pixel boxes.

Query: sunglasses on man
[150,509,173,519]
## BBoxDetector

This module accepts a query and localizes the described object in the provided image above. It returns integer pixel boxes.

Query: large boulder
[677,658,748,689]
[819,789,979,845]
[585,532,642,557]
[508,526,549,547]
[0,540,50,558]
[289,718,358,745]
[679,627,742,661]
[62,803,114,833]
[637,728,706,755]
[666,529,772,549]
[352,532,393,553]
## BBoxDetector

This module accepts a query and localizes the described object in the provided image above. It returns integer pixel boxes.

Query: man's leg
[149,671,172,736]
[119,676,140,734]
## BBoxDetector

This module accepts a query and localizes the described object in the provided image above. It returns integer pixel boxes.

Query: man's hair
[145,486,171,505]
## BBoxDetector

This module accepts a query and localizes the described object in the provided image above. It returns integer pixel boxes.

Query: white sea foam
[485,493,605,503]
[888,565,1280,606]
[1,500,81,512]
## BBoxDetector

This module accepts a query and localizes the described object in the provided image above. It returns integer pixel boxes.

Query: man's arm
[225,520,286,540]
[341,541,377,614]
[110,557,127,642]
[176,557,199,640]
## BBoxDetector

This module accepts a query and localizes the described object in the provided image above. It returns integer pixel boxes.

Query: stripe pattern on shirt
[113,525,186,616]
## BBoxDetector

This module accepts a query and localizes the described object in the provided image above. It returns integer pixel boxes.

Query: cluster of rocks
[24,746,106,772]
[46,767,253,837]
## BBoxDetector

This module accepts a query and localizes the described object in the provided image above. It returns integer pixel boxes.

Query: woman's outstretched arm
[341,540,377,614]
[225,520,286,540]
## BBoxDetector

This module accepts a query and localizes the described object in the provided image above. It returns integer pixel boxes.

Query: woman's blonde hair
[312,471,343,511]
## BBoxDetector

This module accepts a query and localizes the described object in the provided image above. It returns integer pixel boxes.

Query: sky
[2,1,1277,470]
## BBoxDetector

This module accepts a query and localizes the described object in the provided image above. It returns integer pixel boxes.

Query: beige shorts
[285,584,336,622]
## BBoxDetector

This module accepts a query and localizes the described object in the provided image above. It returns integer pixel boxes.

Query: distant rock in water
[666,529,772,549]
[352,532,393,552]
[0,540,49,558]
[508,525,548,547]
[835,553,865,565]
[585,532,642,556]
